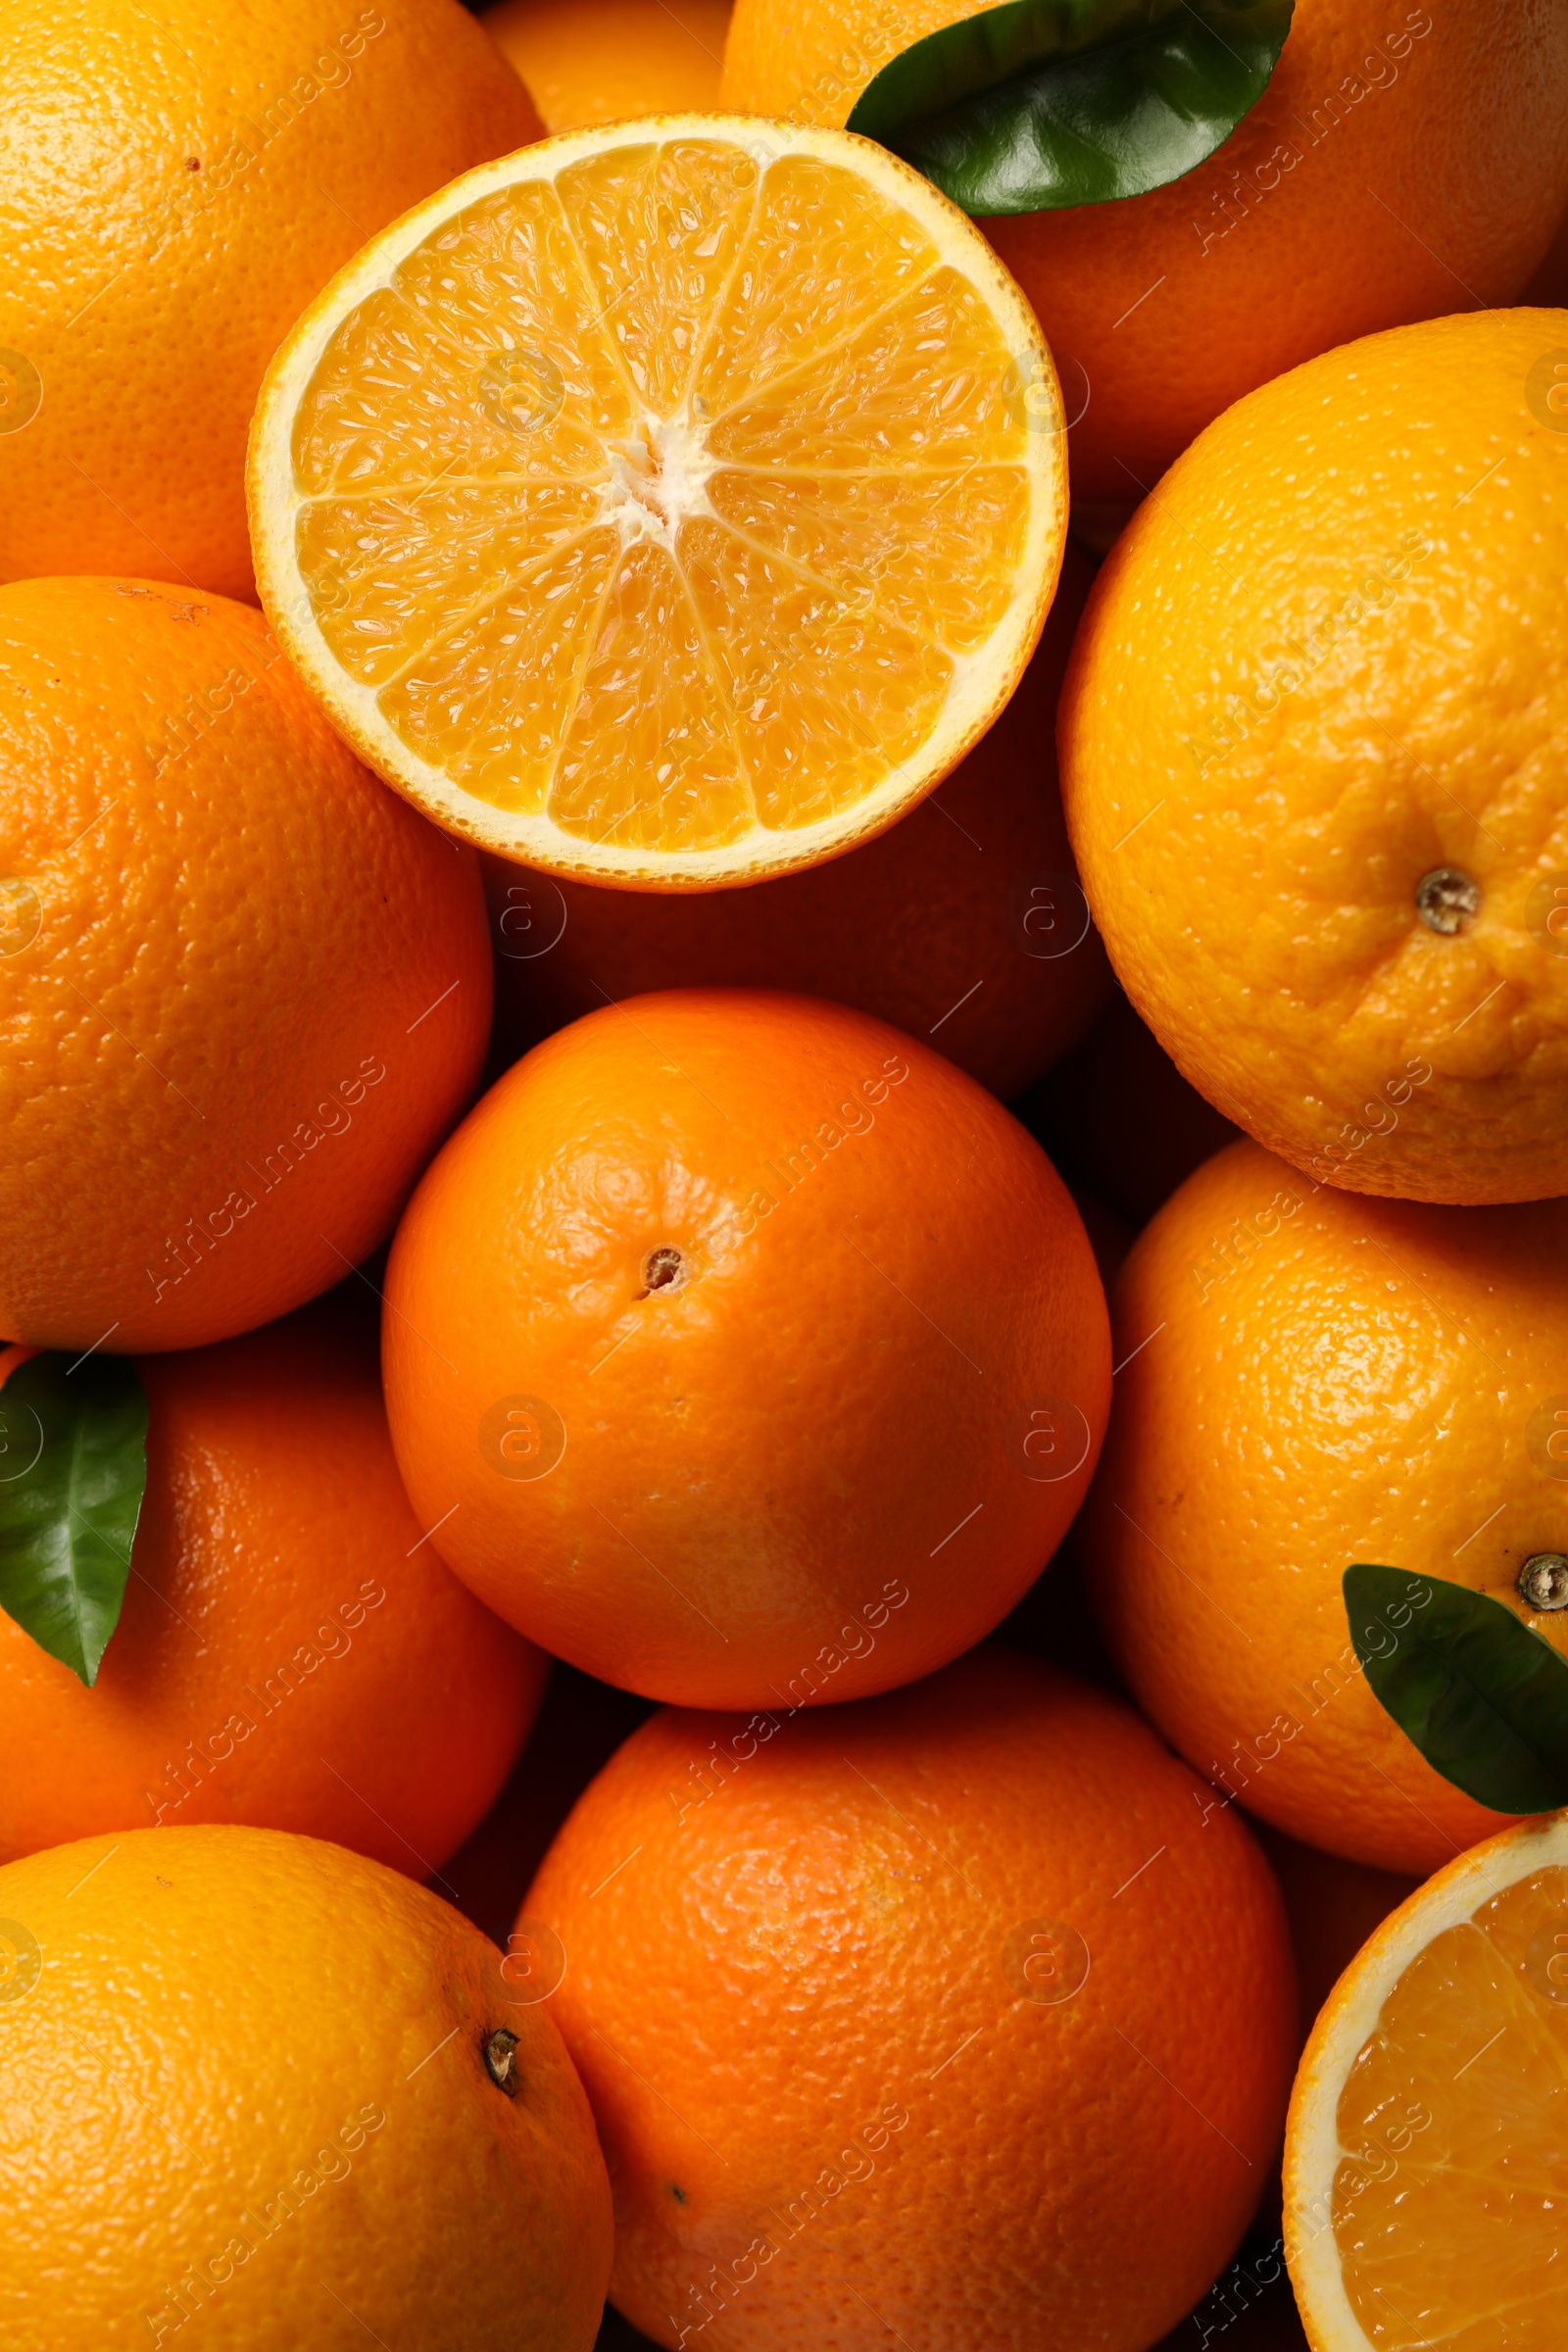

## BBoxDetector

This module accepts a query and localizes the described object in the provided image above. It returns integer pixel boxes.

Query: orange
[719,0,1568,503]
[1059,310,1568,1205]
[525,1643,1297,2352]
[0,576,491,1352]
[1077,1136,1568,1876]
[0,1299,544,1873]
[0,0,540,602]
[485,0,730,128]
[1284,1810,1568,2350]
[382,989,1110,1709]
[247,117,1066,888]
[484,541,1108,1101]
[0,1824,612,2350]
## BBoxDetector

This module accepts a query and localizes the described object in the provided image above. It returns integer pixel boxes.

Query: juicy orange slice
[247,116,1064,887]
[1285,1812,1568,2349]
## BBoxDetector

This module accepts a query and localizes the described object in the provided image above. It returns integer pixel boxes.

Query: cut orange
[1285,1812,1568,2348]
[247,117,1064,888]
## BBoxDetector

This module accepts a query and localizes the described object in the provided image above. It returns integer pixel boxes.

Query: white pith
[247,112,1065,890]
[604,413,718,550]
[1285,1810,1568,2349]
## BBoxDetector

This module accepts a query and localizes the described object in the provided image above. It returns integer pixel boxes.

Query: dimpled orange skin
[0,0,541,601]
[0,1304,544,1872]
[0,1825,612,2352]
[484,543,1110,1104]
[1077,1138,1568,1877]
[0,577,492,1352]
[383,990,1110,1710]
[524,1645,1297,2352]
[1059,310,1568,1205]
[719,0,1568,503]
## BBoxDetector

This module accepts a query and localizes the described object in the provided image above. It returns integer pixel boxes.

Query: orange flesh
[1333,1864,1568,2346]
[288,141,1031,853]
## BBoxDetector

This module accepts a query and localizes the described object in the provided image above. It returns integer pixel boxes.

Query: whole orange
[0,576,491,1352]
[1077,1137,1568,1876]
[0,1824,612,2350]
[383,990,1110,1709]
[486,544,1109,1103]
[525,1644,1297,2352]
[0,1300,544,1873]
[719,0,1568,502]
[1059,309,1568,1204]
[0,0,540,601]
[485,0,730,128]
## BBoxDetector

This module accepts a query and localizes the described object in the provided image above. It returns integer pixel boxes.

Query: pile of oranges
[3,3,1567,2348]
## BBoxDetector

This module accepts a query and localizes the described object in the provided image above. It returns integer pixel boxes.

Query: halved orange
[1285,1812,1568,2348]
[247,117,1064,888]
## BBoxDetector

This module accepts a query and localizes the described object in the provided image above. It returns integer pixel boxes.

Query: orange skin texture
[524,1646,1298,2352]
[0,1304,543,1873]
[383,990,1110,1709]
[719,0,1568,502]
[0,0,541,602]
[485,0,730,129]
[484,543,1110,1104]
[0,1825,612,2352]
[1077,1138,1568,1876]
[1059,309,1568,1205]
[0,577,492,1351]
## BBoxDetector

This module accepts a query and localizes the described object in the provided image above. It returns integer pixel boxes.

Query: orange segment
[708,466,1031,653]
[288,282,612,495]
[1286,1815,1568,2350]
[679,515,950,826]
[555,139,759,416]
[702,264,1031,474]
[297,482,604,686]
[250,117,1065,888]
[386,179,628,417]
[549,539,752,850]
[693,150,940,417]
[379,528,621,811]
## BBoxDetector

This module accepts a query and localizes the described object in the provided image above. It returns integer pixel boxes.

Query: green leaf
[847,0,1295,217]
[1344,1563,1568,1818]
[0,1353,147,1686]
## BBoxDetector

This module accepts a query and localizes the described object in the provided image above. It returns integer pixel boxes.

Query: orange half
[247,116,1065,888]
[1285,1811,1568,2348]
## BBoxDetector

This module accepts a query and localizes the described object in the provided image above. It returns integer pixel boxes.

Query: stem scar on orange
[1079,1137,1568,1874]
[382,990,1110,1709]
[1059,309,1568,1206]
[0,1824,612,2348]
